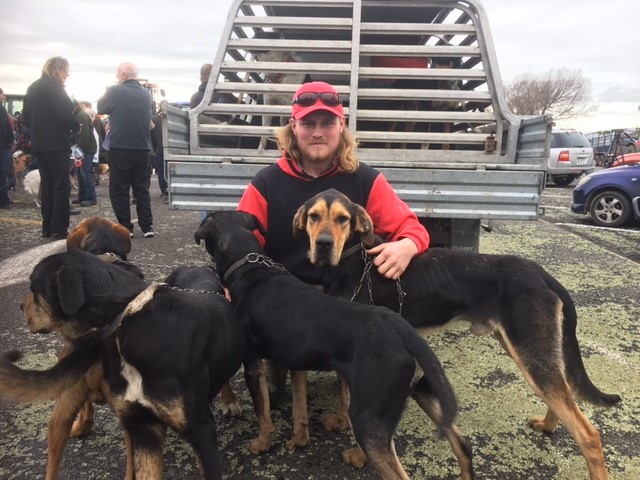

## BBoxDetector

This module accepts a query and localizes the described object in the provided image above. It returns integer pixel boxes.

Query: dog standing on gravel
[293,188,621,480]
[0,250,246,480]
[195,211,474,480]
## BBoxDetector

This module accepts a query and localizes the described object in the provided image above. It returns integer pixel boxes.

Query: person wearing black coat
[23,57,80,239]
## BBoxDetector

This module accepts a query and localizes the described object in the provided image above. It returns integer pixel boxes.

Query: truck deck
[164,0,551,250]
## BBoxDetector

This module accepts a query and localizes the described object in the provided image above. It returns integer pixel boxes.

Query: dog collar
[222,253,288,284]
[80,283,164,343]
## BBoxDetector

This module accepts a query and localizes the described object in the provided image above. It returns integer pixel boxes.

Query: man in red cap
[237,80,430,397]
[238,80,430,282]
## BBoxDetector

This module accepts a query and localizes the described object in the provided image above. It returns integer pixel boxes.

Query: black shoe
[71,199,82,205]
[69,208,81,215]
[51,232,68,240]
[80,200,96,207]
[0,204,9,210]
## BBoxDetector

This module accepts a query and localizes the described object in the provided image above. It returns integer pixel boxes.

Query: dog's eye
[308,213,320,223]
[336,215,350,224]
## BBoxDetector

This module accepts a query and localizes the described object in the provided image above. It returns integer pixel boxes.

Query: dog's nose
[20,302,24,311]
[316,234,334,251]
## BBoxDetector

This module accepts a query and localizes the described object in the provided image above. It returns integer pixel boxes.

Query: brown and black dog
[293,188,621,480]
[195,211,474,480]
[0,250,246,480]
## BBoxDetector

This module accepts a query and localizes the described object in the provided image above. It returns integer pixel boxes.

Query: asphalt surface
[0,175,638,479]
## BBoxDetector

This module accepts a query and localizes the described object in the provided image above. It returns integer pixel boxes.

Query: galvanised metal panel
[168,161,543,220]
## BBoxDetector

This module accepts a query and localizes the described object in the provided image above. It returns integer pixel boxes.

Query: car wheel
[551,175,575,186]
[589,190,631,227]
[594,153,606,167]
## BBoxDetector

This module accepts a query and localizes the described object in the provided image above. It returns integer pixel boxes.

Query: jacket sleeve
[97,88,113,115]
[365,174,430,253]
[237,182,268,248]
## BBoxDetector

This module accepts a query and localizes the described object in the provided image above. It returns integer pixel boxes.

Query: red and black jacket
[238,156,430,284]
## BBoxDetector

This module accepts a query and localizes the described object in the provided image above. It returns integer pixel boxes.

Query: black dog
[164,266,244,417]
[293,188,621,480]
[195,210,474,480]
[0,251,245,480]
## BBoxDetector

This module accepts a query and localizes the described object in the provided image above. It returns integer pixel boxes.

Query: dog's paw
[528,415,558,433]
[70,402,95,438]
[248,435,272,454]
[220,400,243,417]
[285,429,310,450]
[219,384,243,417]
[323,412,351,432]
[342,446,368,468]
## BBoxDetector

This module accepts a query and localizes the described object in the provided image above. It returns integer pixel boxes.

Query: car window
[552,132,592,149]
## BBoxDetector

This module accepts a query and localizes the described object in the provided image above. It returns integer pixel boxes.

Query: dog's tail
[0,344,100,403]
[404,329,458,435]
[545,271,621,407]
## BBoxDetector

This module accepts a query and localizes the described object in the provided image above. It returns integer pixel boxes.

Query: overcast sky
[1,0,638,132]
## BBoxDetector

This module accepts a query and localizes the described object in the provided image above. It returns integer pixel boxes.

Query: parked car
[571,164,640,227]
[547,129,595,186]
[608,152,640,168]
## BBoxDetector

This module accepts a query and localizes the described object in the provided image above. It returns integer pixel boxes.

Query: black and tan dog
[67,216,134,261]
[195,211,474,480]
[0,250,245,480]
[293,188,621,480]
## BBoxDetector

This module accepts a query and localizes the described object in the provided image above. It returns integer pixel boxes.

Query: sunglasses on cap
[292,91,341,108]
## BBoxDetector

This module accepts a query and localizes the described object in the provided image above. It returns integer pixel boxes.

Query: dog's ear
[292,203,308,238]
[65,228,83,251]
[194,216,211,245]
[56,266,85,315]
[354,205,375,246]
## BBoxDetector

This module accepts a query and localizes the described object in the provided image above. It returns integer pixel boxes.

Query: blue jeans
[0,148,12,206]
[76,152,96,203]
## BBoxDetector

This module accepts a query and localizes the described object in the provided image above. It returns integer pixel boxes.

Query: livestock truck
[162,0,552,251]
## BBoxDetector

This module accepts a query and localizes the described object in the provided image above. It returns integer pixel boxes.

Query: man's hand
[367,238,418,280]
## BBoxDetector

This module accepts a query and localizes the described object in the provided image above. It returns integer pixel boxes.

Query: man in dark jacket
[23,57,80,239]
[98,62,154,237]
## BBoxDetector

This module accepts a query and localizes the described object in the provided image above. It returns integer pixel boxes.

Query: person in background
[71,101,98,207]
[0,88,14,209]
[98,62,155,238]
[23,57,81,239]
[150,105,168,204]
[189,63,212,109]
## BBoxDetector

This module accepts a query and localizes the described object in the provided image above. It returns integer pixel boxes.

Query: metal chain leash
[100,253,225,297]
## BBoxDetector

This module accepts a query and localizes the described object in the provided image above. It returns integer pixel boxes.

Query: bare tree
[505,67,596,120]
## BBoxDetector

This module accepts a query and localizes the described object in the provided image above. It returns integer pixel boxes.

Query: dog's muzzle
[312,233,336,266]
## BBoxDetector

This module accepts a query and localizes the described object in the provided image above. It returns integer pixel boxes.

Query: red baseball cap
[291,81,344,120]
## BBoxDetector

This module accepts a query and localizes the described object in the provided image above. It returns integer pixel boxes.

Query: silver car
[547,129,595,186]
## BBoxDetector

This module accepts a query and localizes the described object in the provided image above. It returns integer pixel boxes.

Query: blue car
[572,164,640,227]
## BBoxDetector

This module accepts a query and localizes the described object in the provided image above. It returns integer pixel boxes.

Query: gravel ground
[0,175,638,479]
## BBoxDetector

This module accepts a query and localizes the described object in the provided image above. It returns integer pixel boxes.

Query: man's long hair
[42,57,69,80]
[276,122,359,173]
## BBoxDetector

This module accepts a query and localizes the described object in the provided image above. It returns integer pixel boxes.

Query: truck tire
[589,190,631,227]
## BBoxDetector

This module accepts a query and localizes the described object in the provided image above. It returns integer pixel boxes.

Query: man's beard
[301,143,336,165]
